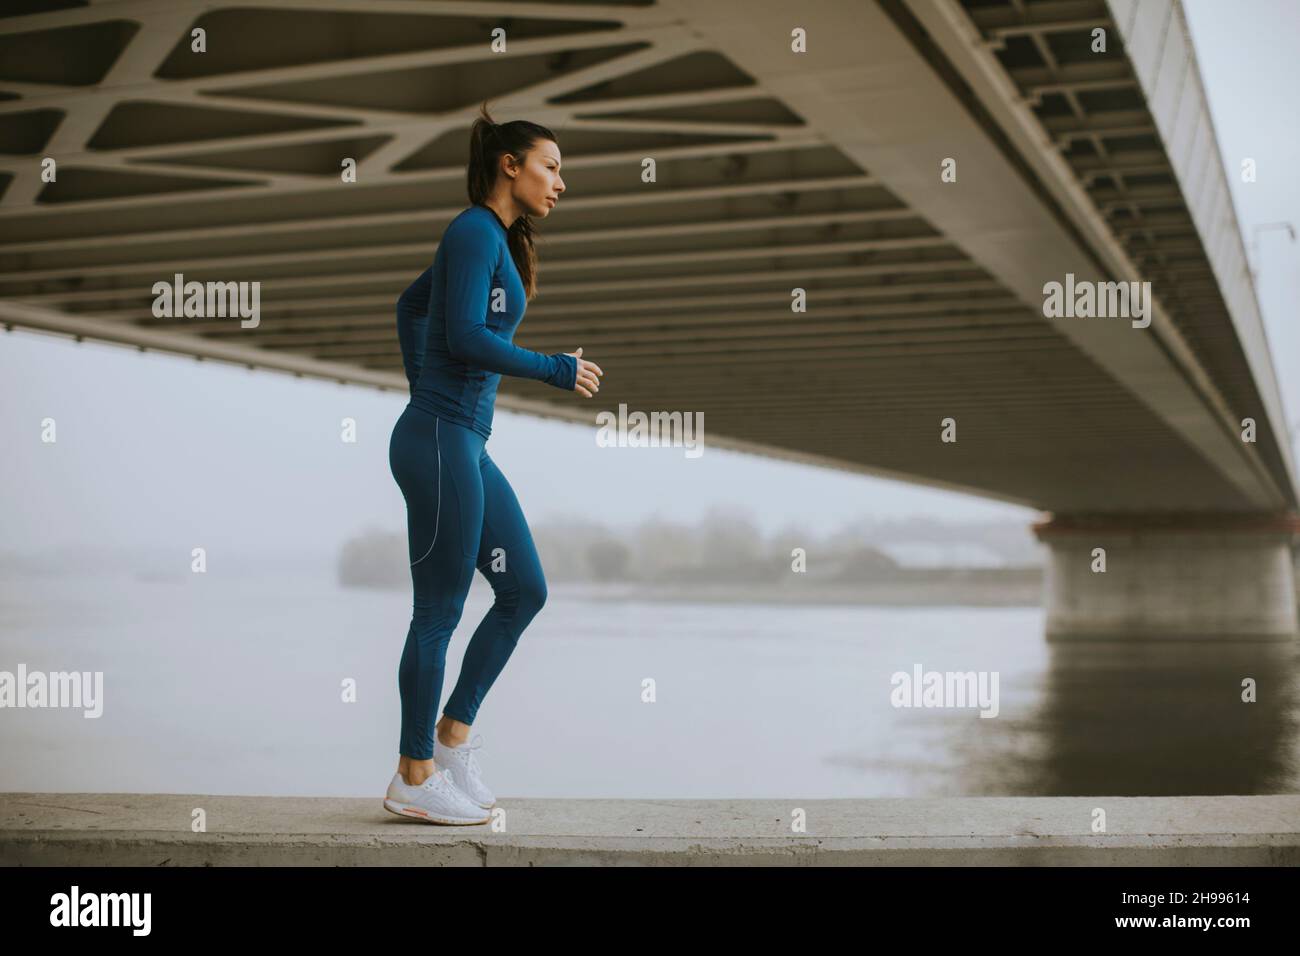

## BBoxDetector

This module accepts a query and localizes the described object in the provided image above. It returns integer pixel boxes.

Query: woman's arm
[442,217,578,391]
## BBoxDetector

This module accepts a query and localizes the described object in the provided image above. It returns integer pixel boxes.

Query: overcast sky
[1,0,1296,564]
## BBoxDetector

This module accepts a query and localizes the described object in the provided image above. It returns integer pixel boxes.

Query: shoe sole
[382,797,490,825]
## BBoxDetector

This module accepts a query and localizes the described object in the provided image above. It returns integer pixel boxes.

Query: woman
[384,104,602,824]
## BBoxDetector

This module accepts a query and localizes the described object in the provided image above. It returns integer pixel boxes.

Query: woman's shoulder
[446,205,503,237]
[439,206,505,257]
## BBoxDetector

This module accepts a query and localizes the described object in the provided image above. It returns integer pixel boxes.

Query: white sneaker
[434,733,497,809]
[383,768,490,825]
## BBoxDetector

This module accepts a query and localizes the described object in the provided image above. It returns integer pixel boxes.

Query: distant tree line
[336,505,1044,590]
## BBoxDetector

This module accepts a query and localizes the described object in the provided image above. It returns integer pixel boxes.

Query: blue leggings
[388,405,549,760]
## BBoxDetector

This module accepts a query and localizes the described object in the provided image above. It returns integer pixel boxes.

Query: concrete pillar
[1032,513,1300,641]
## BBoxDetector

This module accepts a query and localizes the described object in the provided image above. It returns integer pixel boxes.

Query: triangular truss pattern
[0,0,1290,512]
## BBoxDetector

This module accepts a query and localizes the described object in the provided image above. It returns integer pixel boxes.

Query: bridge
[2,0,1296,640]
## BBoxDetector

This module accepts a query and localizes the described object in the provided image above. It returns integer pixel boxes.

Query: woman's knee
[412,554,476,621]
[496,569,546,619]
[520,573,548,615]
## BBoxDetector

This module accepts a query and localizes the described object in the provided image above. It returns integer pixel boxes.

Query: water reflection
[953,640,1300,796]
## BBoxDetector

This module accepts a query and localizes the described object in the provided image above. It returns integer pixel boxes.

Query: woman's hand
[566,347,603,398]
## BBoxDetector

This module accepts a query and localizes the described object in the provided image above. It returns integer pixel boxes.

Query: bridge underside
[1,0,1296,636]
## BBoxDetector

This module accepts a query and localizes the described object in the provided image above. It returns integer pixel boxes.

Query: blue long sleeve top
[396,204,578,439]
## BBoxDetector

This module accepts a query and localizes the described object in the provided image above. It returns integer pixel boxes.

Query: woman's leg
[388,409,485,781]
[441,448,549,732]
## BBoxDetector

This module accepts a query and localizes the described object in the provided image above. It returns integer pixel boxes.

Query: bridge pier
[1033,514,1300,641]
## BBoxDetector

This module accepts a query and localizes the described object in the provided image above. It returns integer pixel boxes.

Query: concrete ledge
[2,793,1297,866]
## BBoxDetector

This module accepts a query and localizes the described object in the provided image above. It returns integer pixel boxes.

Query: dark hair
[467,102,557,300]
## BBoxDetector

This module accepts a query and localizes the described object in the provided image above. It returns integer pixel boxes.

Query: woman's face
[505,139,564,219]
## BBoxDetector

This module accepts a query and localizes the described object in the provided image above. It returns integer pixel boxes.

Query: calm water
[2,564,1298,798]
